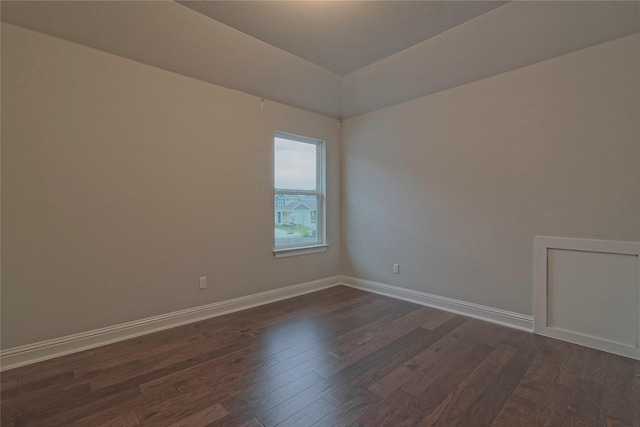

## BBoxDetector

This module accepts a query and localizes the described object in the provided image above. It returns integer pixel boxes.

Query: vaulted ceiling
[178,1,506,76]
[2,1,639,118]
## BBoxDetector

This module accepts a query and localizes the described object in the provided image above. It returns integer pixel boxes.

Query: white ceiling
[2,1,639,118]
[178,1,505,76]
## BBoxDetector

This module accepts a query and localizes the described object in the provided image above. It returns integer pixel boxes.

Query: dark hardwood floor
[1,286,638,426]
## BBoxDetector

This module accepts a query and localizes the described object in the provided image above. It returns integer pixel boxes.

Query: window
[274,131,326,256]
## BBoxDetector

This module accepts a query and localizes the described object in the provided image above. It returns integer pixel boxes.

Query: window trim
[273,131,326,256]
[273,244,329,258]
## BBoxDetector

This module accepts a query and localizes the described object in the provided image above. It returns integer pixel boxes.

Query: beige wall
[341,34,640,316]
[2,21,639,352]
[1,24,340,349]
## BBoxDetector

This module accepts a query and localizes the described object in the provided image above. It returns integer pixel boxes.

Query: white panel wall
[548,249,638,347]
[534,237,639,359]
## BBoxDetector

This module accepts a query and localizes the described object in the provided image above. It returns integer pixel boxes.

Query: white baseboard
[0,276,341,371]
[1,275,534,371]
[535,327,639,360]
[341,276,533,332]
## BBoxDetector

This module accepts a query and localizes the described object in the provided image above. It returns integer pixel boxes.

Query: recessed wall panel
[534,236,640,360]
[547,248,638,347]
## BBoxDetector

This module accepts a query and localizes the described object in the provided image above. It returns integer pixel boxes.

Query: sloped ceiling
[2,1,639,119]
[178,1,506,76]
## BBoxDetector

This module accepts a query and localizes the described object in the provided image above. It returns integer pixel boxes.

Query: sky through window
[274,137,316,190]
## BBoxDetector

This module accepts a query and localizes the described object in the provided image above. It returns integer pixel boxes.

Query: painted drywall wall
[341,34,640,316]
[340,1,640,118]
[1,1,343,118]
[1,24,340,350]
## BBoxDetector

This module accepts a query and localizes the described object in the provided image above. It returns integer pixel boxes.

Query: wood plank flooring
[1,286,638,426]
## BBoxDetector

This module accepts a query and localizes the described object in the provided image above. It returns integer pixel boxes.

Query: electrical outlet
[393,264,399,274]
[199,276,207,289]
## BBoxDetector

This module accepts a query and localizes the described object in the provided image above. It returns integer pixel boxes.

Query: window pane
[274,137,316,190]
[274,194,319,247]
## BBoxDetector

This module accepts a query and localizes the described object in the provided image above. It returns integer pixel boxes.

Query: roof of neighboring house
[275,197,317,212]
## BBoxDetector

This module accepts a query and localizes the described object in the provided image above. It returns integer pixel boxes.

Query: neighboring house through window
[273,131,326,255]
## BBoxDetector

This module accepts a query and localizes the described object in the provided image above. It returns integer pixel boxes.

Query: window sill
[273,244,329,258]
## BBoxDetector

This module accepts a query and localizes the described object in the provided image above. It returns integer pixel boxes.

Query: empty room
[1,1,639,426]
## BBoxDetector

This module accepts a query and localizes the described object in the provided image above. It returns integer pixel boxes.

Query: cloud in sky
[275,138,316,190]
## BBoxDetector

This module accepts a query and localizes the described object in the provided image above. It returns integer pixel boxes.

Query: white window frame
[273,131,327,257]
